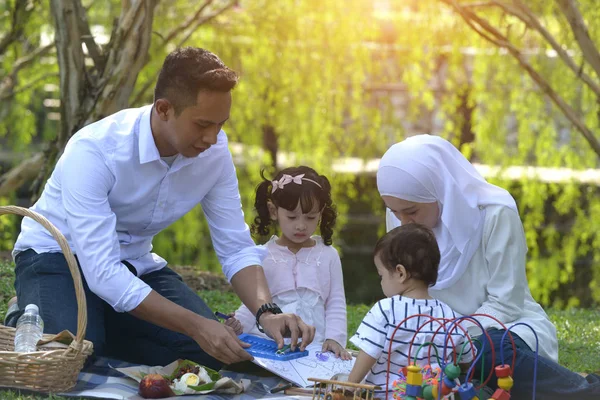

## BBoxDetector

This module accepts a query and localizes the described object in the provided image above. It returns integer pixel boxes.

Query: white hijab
[376,135,518,291]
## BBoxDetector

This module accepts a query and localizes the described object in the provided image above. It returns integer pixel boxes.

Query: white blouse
[234,236,347,346]
[388,205,559,361]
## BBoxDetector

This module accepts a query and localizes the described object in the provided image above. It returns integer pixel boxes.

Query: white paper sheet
[251,343,356,388]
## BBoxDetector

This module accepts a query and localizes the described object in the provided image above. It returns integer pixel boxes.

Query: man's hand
[224,314,243,335]
[258,313,316,351]
[191,318,252,365]
[322,339,352,360]
[130,291,252,366]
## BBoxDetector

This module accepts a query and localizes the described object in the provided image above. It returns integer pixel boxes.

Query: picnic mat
[1,356,313,400]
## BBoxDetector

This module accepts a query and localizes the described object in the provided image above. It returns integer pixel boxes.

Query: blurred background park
[1,0,600,311]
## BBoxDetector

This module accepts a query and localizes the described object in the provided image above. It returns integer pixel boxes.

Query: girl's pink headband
[271,174,322,193]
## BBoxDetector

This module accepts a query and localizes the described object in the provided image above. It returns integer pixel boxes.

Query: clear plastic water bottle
[14,304,44,353]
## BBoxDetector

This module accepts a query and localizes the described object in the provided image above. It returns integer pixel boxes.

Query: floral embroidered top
[234,235,348,346]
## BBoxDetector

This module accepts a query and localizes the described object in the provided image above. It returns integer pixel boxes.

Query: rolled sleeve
[200,150,265,281]
[61,139,151,312]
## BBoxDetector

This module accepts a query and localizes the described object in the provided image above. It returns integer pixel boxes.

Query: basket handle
[0,206,87,347]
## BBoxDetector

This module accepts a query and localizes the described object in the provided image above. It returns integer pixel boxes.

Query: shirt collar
[138,105,161,165]
[137,104,223,167]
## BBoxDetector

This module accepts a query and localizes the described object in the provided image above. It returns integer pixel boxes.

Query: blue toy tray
[238,334,309,361]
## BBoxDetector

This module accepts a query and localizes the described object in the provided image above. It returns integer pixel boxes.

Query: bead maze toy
[306,314,539,400]
[385,314,539,400]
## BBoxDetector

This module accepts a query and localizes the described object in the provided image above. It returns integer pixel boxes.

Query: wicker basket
[0,206,93,393]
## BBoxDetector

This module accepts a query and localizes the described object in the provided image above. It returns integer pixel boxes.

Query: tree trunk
[27,0,158,200]
[0,0,235,202]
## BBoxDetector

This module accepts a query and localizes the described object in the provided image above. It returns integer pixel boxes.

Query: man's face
[161,90,232,158]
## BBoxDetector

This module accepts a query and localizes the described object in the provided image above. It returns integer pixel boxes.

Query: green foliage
[1,0,599,307]
[151,0,389,265]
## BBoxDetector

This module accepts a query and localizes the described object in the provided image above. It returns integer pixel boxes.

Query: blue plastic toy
[238,333,309,360]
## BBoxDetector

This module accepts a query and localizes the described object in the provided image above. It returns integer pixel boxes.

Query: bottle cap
[24,304,39,314]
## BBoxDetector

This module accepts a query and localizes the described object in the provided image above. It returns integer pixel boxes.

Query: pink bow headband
[271,174,322,193]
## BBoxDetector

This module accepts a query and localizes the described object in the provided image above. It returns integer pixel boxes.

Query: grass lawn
[0,262,598,399]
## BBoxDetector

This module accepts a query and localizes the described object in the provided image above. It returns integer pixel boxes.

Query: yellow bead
[497,376,514,391]
[407,365,421,373]
[406,365,423,386]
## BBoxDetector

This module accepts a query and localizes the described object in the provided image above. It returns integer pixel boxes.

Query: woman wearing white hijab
[377,134,599,398]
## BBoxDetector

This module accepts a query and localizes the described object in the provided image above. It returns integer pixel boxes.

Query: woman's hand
[322,339,352,360]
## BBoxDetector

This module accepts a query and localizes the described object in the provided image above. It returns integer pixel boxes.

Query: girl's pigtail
[318,174,337,245]
[251,170,274,237]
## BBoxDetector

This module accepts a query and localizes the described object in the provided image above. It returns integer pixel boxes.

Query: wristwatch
[255,302,283,333]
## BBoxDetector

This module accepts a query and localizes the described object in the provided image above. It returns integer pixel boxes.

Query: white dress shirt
[13,105,265,312]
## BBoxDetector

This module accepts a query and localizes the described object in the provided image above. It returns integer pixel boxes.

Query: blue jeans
[9,249,222,370]
[473,328,600,399]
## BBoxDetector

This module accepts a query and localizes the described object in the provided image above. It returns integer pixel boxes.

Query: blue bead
[443,376,456,388]
[457,382,477,399]
[405,383,422,397]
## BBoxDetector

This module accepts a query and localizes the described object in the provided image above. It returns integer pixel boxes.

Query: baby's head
[252,166,336,245]
[373,223,440,297]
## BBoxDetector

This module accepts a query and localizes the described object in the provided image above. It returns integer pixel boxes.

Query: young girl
[348,224,475,396]
[230,166,350,359]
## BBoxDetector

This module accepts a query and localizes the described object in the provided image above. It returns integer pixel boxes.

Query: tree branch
[75,1,106,73]
[0,43,54,103]
[161,0,214,44]
[0,72,58,102]
[12,43,55,72]
[176,0,238,47]
[440,0,600,158]
[0,0,35,56]
[0,153,45,198]
[556,0,600,79]
[490,0,600,97]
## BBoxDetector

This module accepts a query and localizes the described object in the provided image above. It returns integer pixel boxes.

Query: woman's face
[382,196,440,229]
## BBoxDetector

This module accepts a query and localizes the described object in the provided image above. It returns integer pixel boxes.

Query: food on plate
[138,361,218,398]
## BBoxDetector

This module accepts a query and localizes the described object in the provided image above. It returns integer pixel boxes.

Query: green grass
[1,263,599,399]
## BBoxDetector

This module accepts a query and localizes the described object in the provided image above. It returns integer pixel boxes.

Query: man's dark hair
[374,223,440,287]
[154,47,238,115]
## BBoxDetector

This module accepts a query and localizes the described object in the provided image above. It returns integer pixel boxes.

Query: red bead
[495,365,512,378]
[491,388,511,400]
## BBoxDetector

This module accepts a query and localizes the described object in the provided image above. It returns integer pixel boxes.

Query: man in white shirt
[7,47,315,368]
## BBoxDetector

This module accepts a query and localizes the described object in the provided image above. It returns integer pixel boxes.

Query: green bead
[422,385,434,400]
[404,397,418,400]
[445,363,461,380]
